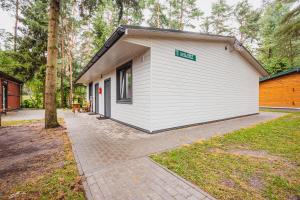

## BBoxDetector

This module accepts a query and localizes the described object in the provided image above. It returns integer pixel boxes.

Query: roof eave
[74,26,126,84]
[260,67,300,82]
[125,26,268,77]
[0,71,23,84]
[75,25,269,83]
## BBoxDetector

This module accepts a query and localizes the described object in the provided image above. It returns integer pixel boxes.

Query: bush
[21,99,36,108]
[21,97,43,108]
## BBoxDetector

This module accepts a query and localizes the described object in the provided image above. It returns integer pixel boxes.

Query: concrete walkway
[63,112,285,200]
[2,109,63,121]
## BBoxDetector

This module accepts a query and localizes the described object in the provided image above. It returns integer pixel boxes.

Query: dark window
[116,61,132,103]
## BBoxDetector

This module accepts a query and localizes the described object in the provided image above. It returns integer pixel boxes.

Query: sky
[0,0,263,34]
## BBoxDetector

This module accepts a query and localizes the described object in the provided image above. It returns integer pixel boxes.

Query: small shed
[259,68,300,108]
[0,71,23,112]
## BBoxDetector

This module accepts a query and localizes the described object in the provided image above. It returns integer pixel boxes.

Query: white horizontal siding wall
[150,38,260,131]
[96,50,151,130]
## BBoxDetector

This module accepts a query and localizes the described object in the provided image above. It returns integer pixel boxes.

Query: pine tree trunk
[45,0,59,128]
[179,0,184,30]
[289,39,294,66]
[61,36,65,108]
[156,3,160,28]
[43,78,45,109]
[68,53,73,107]
[168,1,172,28]
[14,0,19,51]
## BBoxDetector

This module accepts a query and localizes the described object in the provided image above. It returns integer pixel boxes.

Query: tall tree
[91,0,144,49]
[275,0,300,67]
[60,16,66,108]
[120,0,145,25]
[14,0,19,51]
[210,0,231,35]
[45,0,60,128]
[167,0,203,30]
[147,0,168,28]
[0,0,23,51]
[0,0,48,83]
[44,0,140,127]
[233,0,260,45]
[257,1,299,74]
[18,0,48,107]
[200,16,211,33]
[92,3,116,49]
[79,22,94,65]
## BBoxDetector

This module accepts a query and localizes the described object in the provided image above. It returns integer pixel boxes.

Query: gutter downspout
[231,38,268,77]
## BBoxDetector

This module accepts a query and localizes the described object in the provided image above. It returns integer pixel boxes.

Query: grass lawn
[2,118,44,126]
[0,119,85,200]
[151,113,300,200]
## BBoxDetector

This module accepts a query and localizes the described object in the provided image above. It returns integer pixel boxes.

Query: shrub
[21,99,36,108]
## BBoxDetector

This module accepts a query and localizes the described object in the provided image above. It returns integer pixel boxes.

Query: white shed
[75,25,268,133]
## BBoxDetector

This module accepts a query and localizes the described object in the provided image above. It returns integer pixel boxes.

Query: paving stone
[187,188,206,199]
[89,183,104,200]
[63,111,283,200]
[175,186,192,198]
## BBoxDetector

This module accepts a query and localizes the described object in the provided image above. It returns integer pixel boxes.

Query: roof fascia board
[126,28,235,43]
[260,67,300,82]
[126,28,268,76]
[75,25,269,83]
[0,71,23,84]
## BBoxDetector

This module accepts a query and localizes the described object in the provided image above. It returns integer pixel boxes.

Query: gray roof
[75,25,268,83]
[0,71,23,84]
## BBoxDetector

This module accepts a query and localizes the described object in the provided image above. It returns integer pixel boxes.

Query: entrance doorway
[94,83,99,113]
[2,82,7,112]
[104,79,111,118]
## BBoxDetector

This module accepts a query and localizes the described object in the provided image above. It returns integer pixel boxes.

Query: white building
[75,25,268,133]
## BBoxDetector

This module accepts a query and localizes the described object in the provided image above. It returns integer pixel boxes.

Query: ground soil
[0,123,65,197]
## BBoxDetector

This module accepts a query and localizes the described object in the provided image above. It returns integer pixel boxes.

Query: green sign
[175,49,196,61]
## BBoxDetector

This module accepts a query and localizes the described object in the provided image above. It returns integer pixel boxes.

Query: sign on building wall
[175,49,196,61]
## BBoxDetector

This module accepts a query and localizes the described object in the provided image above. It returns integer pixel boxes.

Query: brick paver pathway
[63,112,285,200]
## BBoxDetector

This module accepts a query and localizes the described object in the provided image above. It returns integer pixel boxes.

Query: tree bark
[60,18,65,108]
[179,0,184,30]
[168,1,172,28]
[14,0,19,51]
[68,9,75,107]
[156,2,160,28]
[43,77,45,109]
[45,0,60,128]
[289,39,294,66]
[61,35,65,108]
[68,52,73,107]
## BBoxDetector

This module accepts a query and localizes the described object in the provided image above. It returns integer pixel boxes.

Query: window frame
[116,60,133,104]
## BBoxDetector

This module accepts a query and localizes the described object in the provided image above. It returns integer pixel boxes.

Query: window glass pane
[119,70,124,99]
[116,61,132,102]
[126,68,132,98]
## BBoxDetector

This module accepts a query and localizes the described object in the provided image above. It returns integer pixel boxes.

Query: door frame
[104,78,111,118]
[89,82,93,111]
[94,83,99,113]
[2,81,8,112]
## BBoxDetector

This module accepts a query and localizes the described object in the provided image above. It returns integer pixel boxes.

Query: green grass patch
[260,108,299,113]
[2,119,44,126]
[151,113,300,200]
[2,118,64,126]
